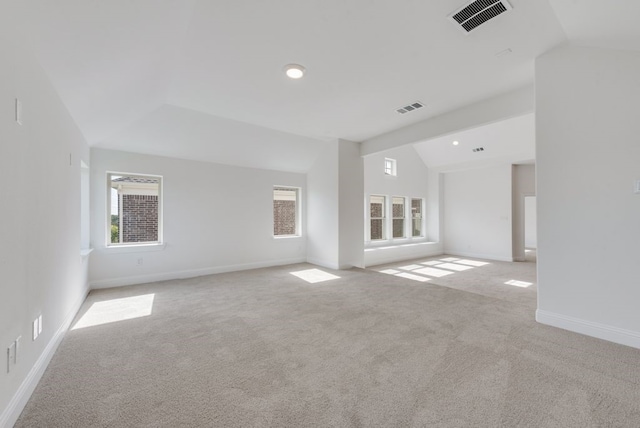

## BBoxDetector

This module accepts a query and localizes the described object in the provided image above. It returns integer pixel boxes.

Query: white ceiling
[14,0,640,169]
[548,0,640,52]
[413,113,534,172]
[98,105,325,173]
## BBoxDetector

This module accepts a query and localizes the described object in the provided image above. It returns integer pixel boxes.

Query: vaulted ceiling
[14,0,640,170]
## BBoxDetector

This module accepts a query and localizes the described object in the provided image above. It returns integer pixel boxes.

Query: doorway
[524,196,537,262]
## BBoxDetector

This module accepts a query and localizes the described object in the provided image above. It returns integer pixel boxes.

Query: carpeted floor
[371,253,537,308]
[16,257,640,427]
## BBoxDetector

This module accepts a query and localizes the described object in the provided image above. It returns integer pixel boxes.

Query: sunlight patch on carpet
[398,264,422,271]
[413,267,454,277]
[395,272,431,282]
[290,269,340,284]
[72,294,155,330]
[437,263,474,272]
[504,280,533,288]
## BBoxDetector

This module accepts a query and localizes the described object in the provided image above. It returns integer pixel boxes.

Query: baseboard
[90,257,307,289]
[306,257,340,270]
[536,310,640,350]
[443,249,513,262]
[0,286,89,428]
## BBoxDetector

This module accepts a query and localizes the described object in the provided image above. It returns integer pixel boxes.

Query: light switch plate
[7,343,15,373]
[635,180,640,194]
[15,336,20,363]
[32,319,39,341]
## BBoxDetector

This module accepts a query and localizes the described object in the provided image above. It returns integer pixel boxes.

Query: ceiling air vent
[472,147,485,152]
[448,0,512,34]
[396,101,425,115]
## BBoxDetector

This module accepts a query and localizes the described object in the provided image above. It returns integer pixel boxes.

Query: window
[411,198,423,237]
[273,186,300,237]
[370,195,386,240]
[384,158,397,176]
[107,173,162,246]
[392,197,405,238]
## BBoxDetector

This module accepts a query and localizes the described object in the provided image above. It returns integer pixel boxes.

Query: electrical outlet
[137,258,143,266]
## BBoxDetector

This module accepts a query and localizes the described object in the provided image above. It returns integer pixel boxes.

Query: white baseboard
[443,249,513,262]
[536,310,640,350]
[90,257,307,289]
[0,286,89,428]
[306,257,340,270]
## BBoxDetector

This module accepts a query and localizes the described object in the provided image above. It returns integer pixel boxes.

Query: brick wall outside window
[392,197,405,238]
[122,194,158,242]
[371,219,383,240]
[370,196,385,240]
[274,200,296,235]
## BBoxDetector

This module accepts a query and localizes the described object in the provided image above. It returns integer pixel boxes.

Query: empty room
[1,0,639,427]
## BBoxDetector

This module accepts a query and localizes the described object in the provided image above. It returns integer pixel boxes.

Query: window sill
[365,239,433,251]
[80,248,93,258]
[273,235,303,240]
[103,243,167,254]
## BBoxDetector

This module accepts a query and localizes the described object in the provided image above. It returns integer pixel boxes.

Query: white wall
[89,149,307,287]
[535,45,640,348]
[524,196,537,249]
[0,6,90,425]
[443,164,513,261]
[511,164,536,261]
[338,140,365,269]
[427,170,444,244]
[306,142,340,269]
[363,145,440,266]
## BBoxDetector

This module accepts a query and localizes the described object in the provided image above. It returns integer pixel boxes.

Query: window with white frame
[392,196,405,238]
[107,173,162,246]
[273,186,300,237]
[411,198,423,237]
[384,158,397,176]
[370,195,386,240]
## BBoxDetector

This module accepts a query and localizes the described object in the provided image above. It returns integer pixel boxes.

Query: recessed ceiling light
[452,141,459,146]
[284,64,305,79]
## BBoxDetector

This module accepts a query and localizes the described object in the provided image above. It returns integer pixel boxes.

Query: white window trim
[365,194,428,247]
[411,197,424,238]
[384,158,397,176]
[106,171,163,248]
[392,196,406,239]
[273,185,302,238]
[368,194,387,242]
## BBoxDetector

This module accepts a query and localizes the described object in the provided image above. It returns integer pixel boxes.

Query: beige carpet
[370,254,537,308]
[16,259,640,427]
